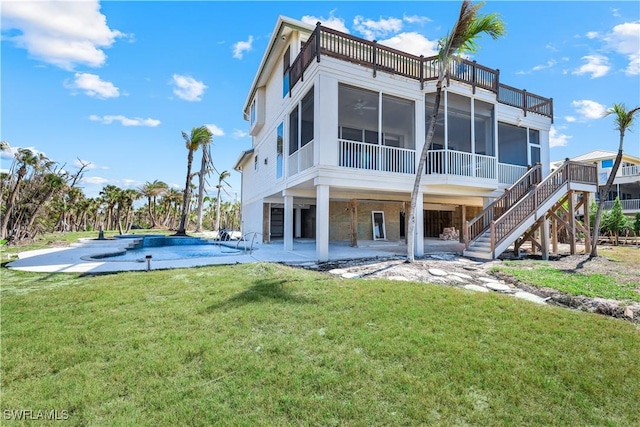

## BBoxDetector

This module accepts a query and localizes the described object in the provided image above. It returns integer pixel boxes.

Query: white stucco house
[553,150,640,216]
[234,17,597,261]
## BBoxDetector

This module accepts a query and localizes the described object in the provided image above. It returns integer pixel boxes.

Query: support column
[541,219,550,260]
[460,205,466,244]
[316,185,330,261]
[551,216,558,254]
[583,192,591,252]
[284,195,294,251]
[568,191,576,255]
[415,192,424,257]
[295,207,302,238]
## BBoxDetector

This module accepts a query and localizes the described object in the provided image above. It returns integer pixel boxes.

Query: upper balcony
[289,24,554,120]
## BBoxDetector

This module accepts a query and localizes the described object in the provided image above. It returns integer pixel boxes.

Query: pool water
[92,235,243,262]
[99,244,242,261]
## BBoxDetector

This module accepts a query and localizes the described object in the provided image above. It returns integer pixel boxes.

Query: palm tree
[590,103,640,257]
[214,170,231,233]
[406,1,505,262]
[140,180,168,228]
[1,147,39,240]
[99,185,122,231]
[195,139,215,232]
[176,126,213,235]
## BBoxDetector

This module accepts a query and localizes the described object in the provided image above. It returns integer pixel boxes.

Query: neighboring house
[553,150,640,216]
[234,17,596,261]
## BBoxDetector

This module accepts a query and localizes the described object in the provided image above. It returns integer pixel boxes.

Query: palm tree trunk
[177,150,194,235]
[0,166,27,240]
[407,81,444,262]
[591,144,624,256]
[195,151,207,232]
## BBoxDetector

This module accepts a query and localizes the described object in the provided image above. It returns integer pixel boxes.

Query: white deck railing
[499,163,528,185]
[338,139,415,174]
[425,149,500,181]
[603,198,640,211]
[621,165,640,177]
[287,140,314,177]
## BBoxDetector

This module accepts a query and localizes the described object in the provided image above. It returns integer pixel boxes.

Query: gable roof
[242,16,314,120]
[553,149,640,165]
[233,148,255,172]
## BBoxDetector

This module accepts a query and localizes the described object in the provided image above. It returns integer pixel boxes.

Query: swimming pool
[89,235,243,262]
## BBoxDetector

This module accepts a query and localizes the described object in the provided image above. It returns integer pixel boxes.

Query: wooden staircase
[463,160,598,260]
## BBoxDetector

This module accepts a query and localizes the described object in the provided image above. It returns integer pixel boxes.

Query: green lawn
[2,262,639,426]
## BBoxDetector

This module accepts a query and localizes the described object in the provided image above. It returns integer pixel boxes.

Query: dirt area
[300,245,640,324]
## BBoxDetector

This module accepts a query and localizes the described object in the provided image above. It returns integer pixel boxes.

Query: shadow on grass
[206,278,315,311]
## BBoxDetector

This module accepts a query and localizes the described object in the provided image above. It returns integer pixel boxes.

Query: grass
[494,246,640,303]
[2,261,639,426]
[495,265,640,302]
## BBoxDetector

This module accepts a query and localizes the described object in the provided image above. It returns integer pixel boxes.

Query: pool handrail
[236,232,262,255]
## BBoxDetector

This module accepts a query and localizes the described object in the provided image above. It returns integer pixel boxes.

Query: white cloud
[64,72,119,99]
[571,99,607,120]
[586,31,599,39]
[516,59,557,75]
[301,14,349,33]
[120,178,143,188]
[549,126,572,148]
[403,14,431,25]
[205,124,225,137]
[82,176,110,185]
[572,55,610,78]
[604,21,640,75]
[232,129,249,139]
[171,74,207,102]
[232,36,253,59]
[1,0,125,70]
[89,114,161,127]
[378,32,438,57]
[564,116,577,123]
[353,16,403,40]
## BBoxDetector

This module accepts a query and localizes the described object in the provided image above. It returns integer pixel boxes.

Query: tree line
[0,126,239,243]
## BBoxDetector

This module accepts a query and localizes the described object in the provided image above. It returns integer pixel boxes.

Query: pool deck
[5,236,465,274]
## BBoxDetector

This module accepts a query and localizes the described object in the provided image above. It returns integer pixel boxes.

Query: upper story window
[250,99,257,126]
[276,123,284,179]
[529,129,540,165]
[283,46,291,98]
[289,87,314,155]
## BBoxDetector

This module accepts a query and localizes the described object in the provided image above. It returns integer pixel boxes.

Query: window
[475,100,494,155]
[301,89,314,146]
[250,99,256,126]
[283,46,291,98]
[289,105,299,155]
[529,129,540,165]
[425,93,445,150]
[382,94,414,149]
[276,123,284,178]
[254,154,258,171]
[446,92,472,153]
[602,159,614,168]
[498,122,527,166]
[338,84,379,143]
[289,87,314,155]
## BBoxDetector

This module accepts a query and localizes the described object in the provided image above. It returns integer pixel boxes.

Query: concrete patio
[5,237,465,274]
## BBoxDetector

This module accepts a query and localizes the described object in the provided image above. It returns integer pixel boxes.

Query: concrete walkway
[5,237,464,274]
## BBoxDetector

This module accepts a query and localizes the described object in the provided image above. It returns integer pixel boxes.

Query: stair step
[463,249,493,260]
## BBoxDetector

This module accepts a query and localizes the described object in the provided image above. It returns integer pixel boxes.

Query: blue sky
[2,1,639,200]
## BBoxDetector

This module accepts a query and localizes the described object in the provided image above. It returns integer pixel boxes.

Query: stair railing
[489,160,597,257]
[465,163,542,248]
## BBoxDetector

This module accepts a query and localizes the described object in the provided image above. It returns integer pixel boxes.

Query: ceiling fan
[353,99,376,114]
